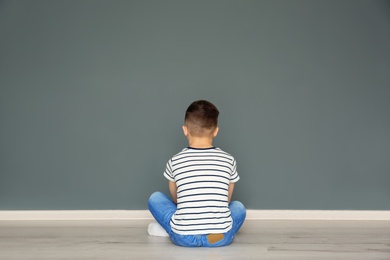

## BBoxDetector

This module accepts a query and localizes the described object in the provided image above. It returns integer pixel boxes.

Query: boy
[148,100,246,247]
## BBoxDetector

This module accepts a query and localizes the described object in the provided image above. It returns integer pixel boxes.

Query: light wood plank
[0,220,389,259]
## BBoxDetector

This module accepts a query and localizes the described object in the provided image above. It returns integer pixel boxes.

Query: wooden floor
[0,220,389,259]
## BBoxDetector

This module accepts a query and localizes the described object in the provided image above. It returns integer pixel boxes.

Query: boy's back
[164,147,239,235]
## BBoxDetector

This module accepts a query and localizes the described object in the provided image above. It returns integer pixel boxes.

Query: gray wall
[1,0,389,210]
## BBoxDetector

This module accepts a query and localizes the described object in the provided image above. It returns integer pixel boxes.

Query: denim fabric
[148,191,246,247]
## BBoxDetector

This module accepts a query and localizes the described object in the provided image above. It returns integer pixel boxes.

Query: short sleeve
[230,158,240,183]
[163,159,175,182]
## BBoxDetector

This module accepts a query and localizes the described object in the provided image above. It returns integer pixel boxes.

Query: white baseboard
[0,210,390,221]
[245,210,390,220]
[0,210,150,221]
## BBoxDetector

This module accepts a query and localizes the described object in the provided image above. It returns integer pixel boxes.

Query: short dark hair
[184,100,219,136]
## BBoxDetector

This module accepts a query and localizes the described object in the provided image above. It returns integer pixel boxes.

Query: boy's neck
[187,136,214,149]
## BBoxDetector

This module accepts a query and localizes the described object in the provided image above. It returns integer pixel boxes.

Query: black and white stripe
[164,147,239,235]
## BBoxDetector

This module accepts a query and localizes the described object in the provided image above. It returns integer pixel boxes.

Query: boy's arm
[169,181,177,204]
[228,183,235,203]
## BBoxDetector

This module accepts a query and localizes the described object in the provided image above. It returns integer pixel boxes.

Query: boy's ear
[182,125,189,137]
[213,127,219,137]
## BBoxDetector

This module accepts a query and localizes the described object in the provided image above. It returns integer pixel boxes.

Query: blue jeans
[148,191,246,247]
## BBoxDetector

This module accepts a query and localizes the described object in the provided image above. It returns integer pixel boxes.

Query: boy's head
[184,100,219,137]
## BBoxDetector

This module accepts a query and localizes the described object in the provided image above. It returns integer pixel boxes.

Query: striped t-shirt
[164,147,240,235]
